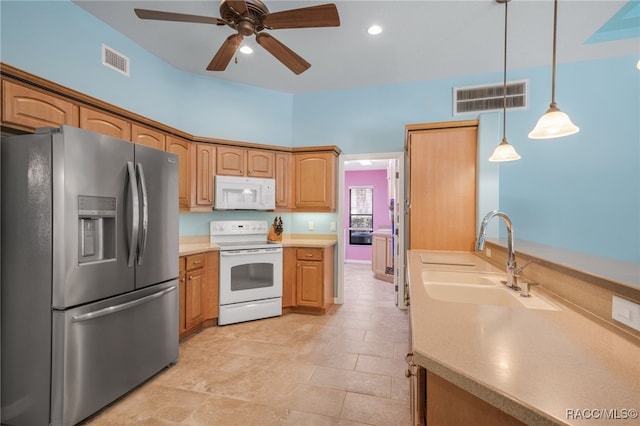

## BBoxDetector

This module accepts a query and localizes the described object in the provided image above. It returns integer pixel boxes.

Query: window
[349,186,373,245]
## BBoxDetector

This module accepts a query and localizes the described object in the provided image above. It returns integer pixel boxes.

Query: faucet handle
[520,281,540,298]
[513,259,533,276]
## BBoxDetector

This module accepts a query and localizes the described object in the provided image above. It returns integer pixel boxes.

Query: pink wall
[344,169,391,262]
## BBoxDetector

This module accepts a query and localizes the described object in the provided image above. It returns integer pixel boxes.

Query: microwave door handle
[136,163,149,265]
[126,162,139,267]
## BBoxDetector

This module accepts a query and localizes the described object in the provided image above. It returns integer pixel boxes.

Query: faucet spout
[476,210,518,289]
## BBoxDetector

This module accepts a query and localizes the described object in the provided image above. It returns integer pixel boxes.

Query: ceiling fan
[134,0,340,75]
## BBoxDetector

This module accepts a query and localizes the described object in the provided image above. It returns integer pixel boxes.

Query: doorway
[336,152,406,309]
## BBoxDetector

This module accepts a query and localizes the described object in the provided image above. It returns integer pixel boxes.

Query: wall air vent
[102,44,130,77]
[454,80,527,115]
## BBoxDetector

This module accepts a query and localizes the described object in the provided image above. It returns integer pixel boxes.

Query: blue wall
[2,1,638,262]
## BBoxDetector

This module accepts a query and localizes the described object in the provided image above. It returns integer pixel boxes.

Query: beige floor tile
[340,392,411,426]
[391,376,410,401]
[285,410,340,426]
[355,354,408,378]
[309,366,391,398]
[277,383,347,417]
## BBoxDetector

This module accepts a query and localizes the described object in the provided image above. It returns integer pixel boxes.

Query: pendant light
[489,0,521,162]
[528,0,579,139]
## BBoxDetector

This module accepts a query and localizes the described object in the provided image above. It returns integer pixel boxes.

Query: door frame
[336,151,406,309]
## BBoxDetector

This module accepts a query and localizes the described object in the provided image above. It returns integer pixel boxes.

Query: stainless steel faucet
[476,210,520,290]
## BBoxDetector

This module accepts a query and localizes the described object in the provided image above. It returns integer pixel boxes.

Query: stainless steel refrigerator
[1,126,179,426]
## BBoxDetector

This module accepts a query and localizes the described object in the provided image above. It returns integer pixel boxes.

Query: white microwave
[214,175,276,210]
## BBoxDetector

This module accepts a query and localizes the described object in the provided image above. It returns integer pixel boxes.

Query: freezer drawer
[50,281,179,426]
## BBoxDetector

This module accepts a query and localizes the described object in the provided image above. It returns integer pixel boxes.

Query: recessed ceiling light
[359,160,373,166]
[239,45,253,54]
[367,25,382,35]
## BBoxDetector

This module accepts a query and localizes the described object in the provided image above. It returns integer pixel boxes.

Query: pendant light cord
[550,0,558,107]
[502,0,508,140]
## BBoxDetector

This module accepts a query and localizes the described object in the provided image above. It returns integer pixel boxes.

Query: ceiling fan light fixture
[367,24,382,35]
[239,45,253,54]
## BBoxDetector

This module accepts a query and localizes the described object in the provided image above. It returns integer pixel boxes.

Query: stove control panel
[210,220,269,237]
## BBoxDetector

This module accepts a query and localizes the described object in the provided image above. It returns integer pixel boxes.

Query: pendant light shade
[529,0,579,139]
[489,0,520,162]
[489,137,521,162]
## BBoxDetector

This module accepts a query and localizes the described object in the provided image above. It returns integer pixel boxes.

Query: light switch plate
[307,221,314,231]
[330,221,336,231]
[612,296,640,331]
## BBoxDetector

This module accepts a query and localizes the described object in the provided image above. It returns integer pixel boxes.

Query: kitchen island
[407,250,640,426]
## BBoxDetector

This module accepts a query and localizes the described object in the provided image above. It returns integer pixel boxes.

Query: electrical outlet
[612,296,640,331]
[486,248,492,258]
[330,221,336,231]
[307,221,314,231]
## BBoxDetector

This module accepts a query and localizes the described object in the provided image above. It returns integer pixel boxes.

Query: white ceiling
[73,0,639,94]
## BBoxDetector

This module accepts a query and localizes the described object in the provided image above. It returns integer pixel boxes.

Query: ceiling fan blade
[225,1,248,15]
[134,9,225,25]
[207,34,243,71]
[262,4,340,29]
[256,33,311,75]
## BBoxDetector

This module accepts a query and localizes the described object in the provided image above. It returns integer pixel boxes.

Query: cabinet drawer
[186,253,205,271]
[296,248,323,261]
[178,257,186,274]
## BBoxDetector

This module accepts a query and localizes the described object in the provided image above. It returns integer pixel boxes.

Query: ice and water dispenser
[78,195,116,263]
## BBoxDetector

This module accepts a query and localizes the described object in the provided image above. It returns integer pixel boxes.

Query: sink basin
[422,270,504,286]
[423,274,561,311]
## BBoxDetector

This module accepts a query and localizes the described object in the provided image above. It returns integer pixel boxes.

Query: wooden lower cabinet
[179,251,219,340]
[283,245,334,314]
[372,232,393,282]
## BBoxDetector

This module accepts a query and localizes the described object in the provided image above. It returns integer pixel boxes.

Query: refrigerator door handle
[71,286,176,323]
[127,161,140,267]
[136,162,149,265]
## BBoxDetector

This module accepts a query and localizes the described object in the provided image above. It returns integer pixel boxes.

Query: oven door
[219,247,283,305]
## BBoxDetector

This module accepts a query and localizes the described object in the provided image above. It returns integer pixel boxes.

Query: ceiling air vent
[454,80,527,115]
[102,44,130,76]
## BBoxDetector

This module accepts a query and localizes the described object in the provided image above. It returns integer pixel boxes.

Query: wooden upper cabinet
[247,150,274,178]
[216,146,246,176]
[166,136,191,209]
[275,152,293,209]
[294,152,337,211]
[191,143,215,209]
[2,80,78,131]
[79,106,131,140]
[217,146,274,178]
[131,123,166,150]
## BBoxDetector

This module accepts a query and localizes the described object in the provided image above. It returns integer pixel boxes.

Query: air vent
[454,80,527,115]
[102,44,129,76]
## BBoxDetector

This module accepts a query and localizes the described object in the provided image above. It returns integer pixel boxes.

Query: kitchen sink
[422,273,561,311]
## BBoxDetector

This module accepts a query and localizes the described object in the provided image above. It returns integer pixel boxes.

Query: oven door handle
[220,248,283,256]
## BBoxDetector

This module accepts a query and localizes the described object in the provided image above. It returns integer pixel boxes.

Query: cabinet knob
[188,275,193,280]
[193,260,201,264]
[305,254,313,257]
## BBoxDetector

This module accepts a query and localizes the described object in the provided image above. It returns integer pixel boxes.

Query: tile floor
[84,262,411,426]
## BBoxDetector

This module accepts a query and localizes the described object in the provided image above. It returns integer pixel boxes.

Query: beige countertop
[408,250,640,426]
[179,234,336,256]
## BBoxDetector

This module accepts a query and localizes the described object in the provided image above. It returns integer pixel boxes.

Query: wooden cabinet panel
[282,247,297,308]
[247,150,274,178]
[79,106,131,140]
[2,80,78,130]
[131,123,166,150]
[166,136,191,209]
[275,152,293,209]
[192,143,215,208]
[179,257,187,335]
[372,234,393,282]
[216,146,246,176]
[296,261,324,308]
[407,125,477,251]
[294,152,336,211]
[296,248,323,262]
[203,251,219,321]
[185,268,204,329]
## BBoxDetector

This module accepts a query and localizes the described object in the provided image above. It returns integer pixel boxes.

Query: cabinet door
[131,124,166,150]
[2,80,79,130]
[166,136,191,209]
[179,272,187,334]
[386,235,394,269]
[79,107,131,140]
[408,126,477,251]
[296,261,323,308]
[282,247,297,308]
[275,152,293,209]
[216,146,246,176]
[203,251,219,321]
[185,268,204,330]
[372,236,387,276]
[192,144,215,207]
[247,150,274,178]
[294,152,336,211]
